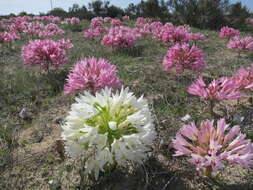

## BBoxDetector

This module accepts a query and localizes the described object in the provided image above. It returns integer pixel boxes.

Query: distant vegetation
[1,0,253,30]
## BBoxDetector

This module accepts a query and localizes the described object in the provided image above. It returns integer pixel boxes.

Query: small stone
[55,139,65,160]
[19,108,31,120]
[233,113,244,124]
[181,114,191,122]
[54,117,64,125]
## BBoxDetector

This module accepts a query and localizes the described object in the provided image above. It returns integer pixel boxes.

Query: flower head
[101,26,140,49]
[173,118,253,176]
[231,64,253,90]
[21,39,73,71]
[227,36,253,52]
[219,26,240,39]
[62,87,156,179]
[163,43,205,72]
[188,76,242,101]
[64,57,121,94]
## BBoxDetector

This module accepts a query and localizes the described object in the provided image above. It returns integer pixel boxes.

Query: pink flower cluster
[136,17,152,27]
[161,26,190,44]
[138,21,163,35]
[227,36,253,52]
[0,32,20,43]
[90,17,104,28]
[21,39,73,71]
[6,22,29,33]
[188,33,206,42]
[122,15,130,22]
[173,118,253,176]
[64,57,121,94]
[187,76,242,101]
[39,23,64,38]
[110,18,123,27]
[163,43,205,72]
[101,26,141,49]
[219,26,240,40]
[246,18,253,24]
[84,17,107,39]
[8,21,64,38]
[33,16,61,23]
[64,17,80,24]
[231,64,253,90]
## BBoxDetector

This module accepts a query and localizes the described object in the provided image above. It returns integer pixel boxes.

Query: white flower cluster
[61,87,156,179]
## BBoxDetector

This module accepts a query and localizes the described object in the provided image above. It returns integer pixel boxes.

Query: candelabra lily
[173,118,253,177]
[61,87,156,179]
[163,43,205,72]
[21,39,73,72]
[64,57,121,95]
[187,76,242,116]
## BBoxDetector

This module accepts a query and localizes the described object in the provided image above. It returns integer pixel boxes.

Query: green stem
[210,100,215,118]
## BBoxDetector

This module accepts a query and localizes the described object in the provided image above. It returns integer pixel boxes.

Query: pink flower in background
[22,22,44,36]
[64,57,121,94]
[231,64,253,90]
[219,26,240,40]
[64,17,80,24]
[187,76,242,100]
[188,33,206,42]
[21,39,73,71]
[34,16,61,23]
[227,36,253,52]
[161,26,190,44]
[90,17,104,28]
[122,15,130,22]
[110,18,123,26]
[101,26,141,49]
[173,118,253,176]
[163,43,205,72]
[103,17,112,22]
[0,32,20,43]
[83,26,107,38]
[246,18,253,24]
[152,23,173,40]
[135,17,152,27]
[38,23,64,38]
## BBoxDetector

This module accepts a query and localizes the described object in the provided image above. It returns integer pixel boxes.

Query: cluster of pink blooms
[84,26,107,38]
[6,21,29,33]
[64,57,121,94]
[136,17,152,27]
[39,23,64,38]
[173,118,253,176]
[152,24,205,44]
[163,43,205,72]
[122,15,130,22]
[22,22,44,36]
[138,21,163,35]
[188,76,242,101]
[246,18,253,24]
[90,17,104,28]
[84,17,107,39]
[33,16,61,23]
[0,32,20,43]
[21,39,73,71]
[110,18,123,27]
[103,17,112,23]
[161,26,191,44]
[101,26,141,49]
[227,36,253,52]
[5,21,64,38]
[231,64,253,90]
[219,26,240,40]
[64,17,80,24]
[188,33,206,42]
